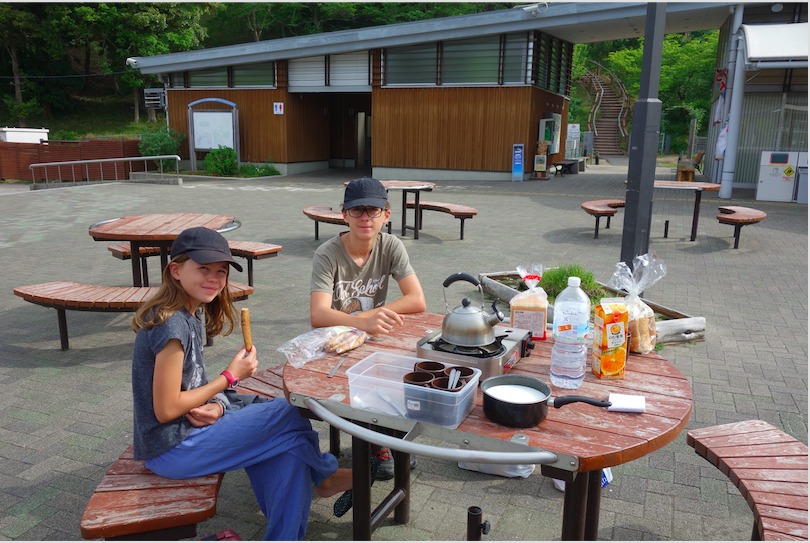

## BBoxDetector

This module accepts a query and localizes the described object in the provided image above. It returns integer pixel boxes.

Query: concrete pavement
[0,161,806,540]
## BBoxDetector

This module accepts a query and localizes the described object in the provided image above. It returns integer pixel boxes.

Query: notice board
[191,110,236,151]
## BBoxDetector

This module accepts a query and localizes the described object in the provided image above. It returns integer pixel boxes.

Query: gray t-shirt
[311,232,415,314]
[131,308,211,460]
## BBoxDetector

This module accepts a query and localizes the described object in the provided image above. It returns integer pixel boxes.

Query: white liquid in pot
[486,384,546,404]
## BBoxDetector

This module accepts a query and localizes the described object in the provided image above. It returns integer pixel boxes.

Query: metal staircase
[580,63,630,156]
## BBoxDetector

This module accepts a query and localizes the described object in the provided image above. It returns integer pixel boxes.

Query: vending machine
[756,151,798,202]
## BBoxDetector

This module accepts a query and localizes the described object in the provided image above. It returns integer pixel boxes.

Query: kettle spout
[487,300,505,325]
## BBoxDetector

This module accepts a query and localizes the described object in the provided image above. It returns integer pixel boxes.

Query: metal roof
[741,22,808,61]
[127,2,736,74]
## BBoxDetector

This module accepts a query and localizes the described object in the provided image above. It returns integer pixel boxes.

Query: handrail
[583,69,603,137]
[303,397,560,465]
[29,155,181,184]
[587,60,630,138]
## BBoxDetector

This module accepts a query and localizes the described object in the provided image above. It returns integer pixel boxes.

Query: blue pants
[145,399,338,541]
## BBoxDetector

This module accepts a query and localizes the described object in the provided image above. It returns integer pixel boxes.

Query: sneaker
[371,446,417,481]
[333,454,379,518]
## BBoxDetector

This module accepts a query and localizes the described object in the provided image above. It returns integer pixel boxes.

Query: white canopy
[741,23,808,62]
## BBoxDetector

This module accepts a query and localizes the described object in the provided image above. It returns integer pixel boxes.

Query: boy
[310,177,426,479]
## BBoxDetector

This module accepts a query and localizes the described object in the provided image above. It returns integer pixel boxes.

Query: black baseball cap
[344,177,387,210]
[170,227,243,272]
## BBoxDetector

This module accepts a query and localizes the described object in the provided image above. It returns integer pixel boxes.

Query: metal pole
[719,34,747,199]
[467,506,483,541]
[621,2,666,267]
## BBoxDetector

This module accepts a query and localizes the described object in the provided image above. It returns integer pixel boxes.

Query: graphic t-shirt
[311,232,414,314]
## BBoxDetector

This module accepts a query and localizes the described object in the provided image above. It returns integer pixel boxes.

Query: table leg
[393,448,410,524]
[413,190,421,240]
[400,190,408,237]
[690,190,703,241]
[584,469,603,540]
[562,471,589,540]
[130,241,143,287]
[352,433,372,541]
[160,247,169,275]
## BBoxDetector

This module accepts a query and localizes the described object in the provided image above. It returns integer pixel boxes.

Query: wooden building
[127,3,737,181]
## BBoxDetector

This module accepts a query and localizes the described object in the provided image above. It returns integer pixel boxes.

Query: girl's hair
[131,253,236,337]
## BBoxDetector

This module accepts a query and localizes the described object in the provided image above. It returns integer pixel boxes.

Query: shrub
[51,130,82,141]
[205,146,239,176]
[239,159,280,177]
[139,128,185,171]
[539,264,608,306]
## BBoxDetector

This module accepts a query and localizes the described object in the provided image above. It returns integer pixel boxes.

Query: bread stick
[241,308,253,351]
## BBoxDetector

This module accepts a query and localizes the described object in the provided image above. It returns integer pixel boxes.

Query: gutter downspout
[714,4,744,184]
[719,33,747,198]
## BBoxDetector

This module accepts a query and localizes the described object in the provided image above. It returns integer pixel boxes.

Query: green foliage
[139,128,185,171]
[2,96,42,123]
[50,129,82,141]
[239,160,280,177]
[206,146,239,177]
[540,264,608,306]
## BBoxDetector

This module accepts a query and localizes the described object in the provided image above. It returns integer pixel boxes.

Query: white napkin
[608,393,646,413]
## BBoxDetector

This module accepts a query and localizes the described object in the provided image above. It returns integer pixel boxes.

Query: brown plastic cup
[429,376,464,393]
[415,360,446,378]
[403,371,434,387]
[443,365,475,381]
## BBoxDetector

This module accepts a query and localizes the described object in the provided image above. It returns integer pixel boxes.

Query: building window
[169,72,185,88]
[188,67,228,87]
[232,62,276,86]
[442,36,501,84]
[385,43,438,85]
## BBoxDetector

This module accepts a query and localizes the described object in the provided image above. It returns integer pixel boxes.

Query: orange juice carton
[592,298,628,379]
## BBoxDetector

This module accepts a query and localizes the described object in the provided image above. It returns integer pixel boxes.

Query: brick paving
[0,158,806,541]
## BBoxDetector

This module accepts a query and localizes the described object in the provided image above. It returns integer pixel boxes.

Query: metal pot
[481,374,611,428]
[441,273,504,347]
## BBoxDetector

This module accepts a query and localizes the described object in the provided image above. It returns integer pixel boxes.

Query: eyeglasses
[347,207,384,218]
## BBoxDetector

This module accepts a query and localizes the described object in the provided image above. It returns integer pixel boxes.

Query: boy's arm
[382,273,426,315]
[310,291,403,335]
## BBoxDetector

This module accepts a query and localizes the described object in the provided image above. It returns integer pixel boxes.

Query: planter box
[479,271,705,345]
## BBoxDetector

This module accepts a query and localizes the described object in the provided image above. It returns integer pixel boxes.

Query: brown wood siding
[167,88,330,164]
[372,86,567,172]
[530,87,569,165]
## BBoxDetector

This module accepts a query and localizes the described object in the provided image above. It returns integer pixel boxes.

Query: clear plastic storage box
[346,352,481,429]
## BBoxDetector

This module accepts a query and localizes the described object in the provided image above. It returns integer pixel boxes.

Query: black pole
[621,3,666,267]
[467,506,483,541]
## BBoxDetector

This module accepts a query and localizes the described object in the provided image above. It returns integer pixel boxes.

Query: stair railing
[586,60,630,148]
[582,69,603,137]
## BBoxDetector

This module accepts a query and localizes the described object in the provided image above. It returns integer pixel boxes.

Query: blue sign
[512,144,524,182]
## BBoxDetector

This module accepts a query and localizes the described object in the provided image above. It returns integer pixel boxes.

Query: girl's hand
[225,345,258,381]
[186,403,223,427]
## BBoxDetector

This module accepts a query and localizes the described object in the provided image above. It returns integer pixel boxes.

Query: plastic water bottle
[550,276,591,389]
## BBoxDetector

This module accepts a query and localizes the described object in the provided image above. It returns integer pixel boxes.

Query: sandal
[333,453,378,518]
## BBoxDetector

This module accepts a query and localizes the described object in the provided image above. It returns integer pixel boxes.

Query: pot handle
[443,272,480,288]
[552,396,612,409]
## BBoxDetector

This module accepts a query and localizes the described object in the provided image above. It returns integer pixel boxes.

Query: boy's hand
[361,307,403,335]
[225,345,258,381]
[186,403,222,427]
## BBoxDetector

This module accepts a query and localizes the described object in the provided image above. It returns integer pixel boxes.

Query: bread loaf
[323,329,367,354]
[628,315,655,353]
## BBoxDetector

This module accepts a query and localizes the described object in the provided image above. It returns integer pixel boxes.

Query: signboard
[567,123,581,140]
[534,155,547,172]
[273,102,284,115]
[512,144,524,182]
[192,110,235,151]
[551,113,562,155]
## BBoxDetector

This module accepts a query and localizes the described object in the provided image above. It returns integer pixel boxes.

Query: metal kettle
[441,273,504,347]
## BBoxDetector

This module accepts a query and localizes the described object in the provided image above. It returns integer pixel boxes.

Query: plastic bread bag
[606,253,667,354]
[510,263,548,340]
[277,326,367,368]
[457,460,535,478]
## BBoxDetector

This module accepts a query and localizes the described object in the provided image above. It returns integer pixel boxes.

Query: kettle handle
[442,273,480,288]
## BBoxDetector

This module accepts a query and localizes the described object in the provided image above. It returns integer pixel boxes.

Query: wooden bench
[13,281,252,350]
[717,206,767,249]
[580,199,625,238]
[108,241,282,287]
[303,206,391,241]
[80,445,224,541]
[405,201,477,240]
[552,159,579,176]
[687,420,808,541]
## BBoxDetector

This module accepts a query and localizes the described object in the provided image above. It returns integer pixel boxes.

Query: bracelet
[210,398,226,417]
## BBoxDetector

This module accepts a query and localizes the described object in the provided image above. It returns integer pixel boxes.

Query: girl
[131,227,351,541]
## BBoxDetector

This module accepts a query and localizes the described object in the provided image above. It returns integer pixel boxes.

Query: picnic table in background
[345,180,436,239]
[625,180,722,241]
[89,213,241,287]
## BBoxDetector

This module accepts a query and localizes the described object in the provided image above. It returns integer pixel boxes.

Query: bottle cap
[568,276,581,287]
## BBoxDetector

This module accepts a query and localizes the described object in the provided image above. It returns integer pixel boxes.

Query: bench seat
[580,199,625,238]
[404,201,477,240]
[108,241,282,286]
[13,281,252,350]
[303,206,391,240]
[687,420,808,541]
[552,159,579,176]
[717,206,767,249]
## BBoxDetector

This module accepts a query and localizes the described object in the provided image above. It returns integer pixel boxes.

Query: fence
[29,155,180,183]
[0,139,143,181]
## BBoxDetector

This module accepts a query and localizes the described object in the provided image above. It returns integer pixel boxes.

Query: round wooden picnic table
[283,312,693,540]
[88,213,240,287]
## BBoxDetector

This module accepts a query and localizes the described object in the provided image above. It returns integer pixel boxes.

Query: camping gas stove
[415,326,534,380]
